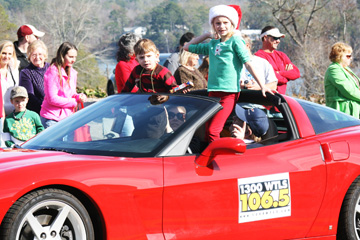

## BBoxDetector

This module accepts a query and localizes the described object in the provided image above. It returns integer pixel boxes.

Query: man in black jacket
[13,24,45,70]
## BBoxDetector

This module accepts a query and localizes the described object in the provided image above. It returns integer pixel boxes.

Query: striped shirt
[122,64,177,93]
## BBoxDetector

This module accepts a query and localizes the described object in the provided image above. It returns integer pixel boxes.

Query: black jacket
[13,41,30,70]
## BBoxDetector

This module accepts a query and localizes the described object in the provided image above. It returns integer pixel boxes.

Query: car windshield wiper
[40,147,75,154]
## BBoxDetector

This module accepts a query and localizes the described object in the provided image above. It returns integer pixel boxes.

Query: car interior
[190,90,297,151]
[29,92,296,157]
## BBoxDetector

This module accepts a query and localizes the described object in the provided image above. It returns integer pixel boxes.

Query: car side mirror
[195,138,246,167]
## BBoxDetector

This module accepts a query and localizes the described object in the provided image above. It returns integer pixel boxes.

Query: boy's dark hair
[179,32,194,47]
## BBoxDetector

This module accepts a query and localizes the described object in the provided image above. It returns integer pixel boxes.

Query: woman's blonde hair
[27,39,48,61]
[0,40,18,68]
[242,34,252,49]
[179,49,197,66]
[329,42,352,63]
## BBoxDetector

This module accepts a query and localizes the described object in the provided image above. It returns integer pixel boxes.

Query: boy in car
[121,39,178,93]
[3,86,44,147]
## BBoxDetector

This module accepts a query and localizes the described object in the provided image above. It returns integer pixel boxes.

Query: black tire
[337,177,360,240]
[0,188,94,240]
[107,80,115,96]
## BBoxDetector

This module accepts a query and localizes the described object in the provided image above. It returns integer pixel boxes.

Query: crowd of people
[1,3,359,148]
[0,24,86,147]
[116,4,295,144]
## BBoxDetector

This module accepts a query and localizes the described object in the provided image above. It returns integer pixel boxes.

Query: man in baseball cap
[255,26,300,95]
[230,105,269,144]
[14,24,45,70]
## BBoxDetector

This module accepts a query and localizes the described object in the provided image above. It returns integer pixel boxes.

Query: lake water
[98,58,117,78]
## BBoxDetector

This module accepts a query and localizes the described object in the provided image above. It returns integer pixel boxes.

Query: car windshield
[296,98,360,134]
[23,94,218,157]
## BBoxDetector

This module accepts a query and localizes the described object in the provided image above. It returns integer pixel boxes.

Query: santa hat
[209,5,239,29]
[228,5,242,30]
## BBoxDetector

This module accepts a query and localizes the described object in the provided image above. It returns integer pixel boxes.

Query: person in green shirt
[184,5,273,142]
[324,42,360,118]
[3,86,44,147]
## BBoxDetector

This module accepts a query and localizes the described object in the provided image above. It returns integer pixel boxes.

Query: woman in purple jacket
[19,40,50,114]
[40,42,86,128]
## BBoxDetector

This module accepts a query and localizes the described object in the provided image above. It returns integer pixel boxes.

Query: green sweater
[189,34,249,92]
[3,109,44,147]
[324,62,360,118]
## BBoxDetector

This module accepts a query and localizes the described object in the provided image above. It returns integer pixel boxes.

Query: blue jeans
[41,117,58,129]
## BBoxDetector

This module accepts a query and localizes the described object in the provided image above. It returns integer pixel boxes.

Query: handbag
[73,102,92,142]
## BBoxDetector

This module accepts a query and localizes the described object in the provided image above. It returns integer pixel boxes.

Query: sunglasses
[270,36,281,41]
[169,112,185,120]
[346,54,352,59]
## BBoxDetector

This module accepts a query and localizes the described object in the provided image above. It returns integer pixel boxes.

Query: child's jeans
[41,117,58,129]
[206,91,240,142]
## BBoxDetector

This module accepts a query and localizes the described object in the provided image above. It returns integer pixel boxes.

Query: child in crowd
[3,86,44,147]
[184,4,273,142]
[121,39,178,93]
[40,42,86,129]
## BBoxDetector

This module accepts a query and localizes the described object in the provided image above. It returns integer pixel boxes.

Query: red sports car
[1,91,360,240]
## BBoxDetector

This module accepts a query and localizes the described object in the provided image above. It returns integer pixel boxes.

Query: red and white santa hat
[209,5,239,29]
[228,5,242,30]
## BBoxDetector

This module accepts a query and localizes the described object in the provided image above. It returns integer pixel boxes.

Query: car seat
[260,118,278,145]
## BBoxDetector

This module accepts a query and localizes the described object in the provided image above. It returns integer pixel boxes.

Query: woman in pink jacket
[40,42,86,128]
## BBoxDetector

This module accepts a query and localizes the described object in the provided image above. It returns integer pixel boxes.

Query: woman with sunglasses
[167,105,205,153]
[324,42,360,118]
[167,106,186,131]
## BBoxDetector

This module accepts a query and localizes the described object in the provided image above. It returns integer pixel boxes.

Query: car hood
[0,148,106,172]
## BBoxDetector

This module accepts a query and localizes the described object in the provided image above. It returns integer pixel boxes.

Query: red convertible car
[1,91,360,240]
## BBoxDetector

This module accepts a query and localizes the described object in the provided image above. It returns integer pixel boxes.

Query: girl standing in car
[184,5,272,142]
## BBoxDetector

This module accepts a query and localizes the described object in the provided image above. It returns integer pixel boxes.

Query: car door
[162,138,326,240]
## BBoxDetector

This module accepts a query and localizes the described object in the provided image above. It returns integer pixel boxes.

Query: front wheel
[0,188,94,240]
[337,177,360,240]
